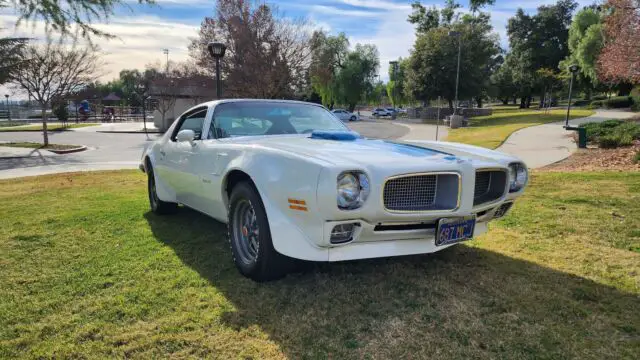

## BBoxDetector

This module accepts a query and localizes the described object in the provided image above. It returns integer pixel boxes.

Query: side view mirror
[176,129,196,144]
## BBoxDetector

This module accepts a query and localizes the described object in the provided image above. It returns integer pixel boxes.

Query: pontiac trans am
[140,99,528,281]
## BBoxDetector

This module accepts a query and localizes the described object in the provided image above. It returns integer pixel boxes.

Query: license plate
[436,216,476,246]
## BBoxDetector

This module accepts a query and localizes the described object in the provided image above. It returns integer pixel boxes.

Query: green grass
[447,109,595,149]
[0,171,638,359]
[0,142,81,150]
[0,123,98,132]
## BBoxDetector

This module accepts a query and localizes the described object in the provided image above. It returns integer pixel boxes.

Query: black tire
[228,181,291,281]
[147,163,178,215]
[349,116,356,121]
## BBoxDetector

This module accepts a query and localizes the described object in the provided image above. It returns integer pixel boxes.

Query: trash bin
[565,126,587,149]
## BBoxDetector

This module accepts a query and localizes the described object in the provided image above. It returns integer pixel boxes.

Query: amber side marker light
[288,198,308,211]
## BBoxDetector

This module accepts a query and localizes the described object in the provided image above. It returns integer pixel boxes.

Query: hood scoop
[310,130,360,141]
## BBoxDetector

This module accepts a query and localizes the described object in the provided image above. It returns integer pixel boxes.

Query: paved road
[1,119,433,179]
[0,131,160,179]
[496,109,636,168]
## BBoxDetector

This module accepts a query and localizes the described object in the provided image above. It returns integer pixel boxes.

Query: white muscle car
[140,99,528,281]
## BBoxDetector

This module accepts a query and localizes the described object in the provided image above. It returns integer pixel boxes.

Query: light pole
[448,31,462,115]
[135,83,149,136]
[565,64,579,128]
[4,94,10,121]
[162,48,169,73]
[389,60,399,108]
[207,42,227,99]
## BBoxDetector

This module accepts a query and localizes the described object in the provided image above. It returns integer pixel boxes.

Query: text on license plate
[436,216,476,246]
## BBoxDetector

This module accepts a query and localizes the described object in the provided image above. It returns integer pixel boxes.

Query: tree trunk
[519,97,527,108]
[525,96,532,108]
[539,88,546,108]
[512,96,517,105]
[41,108,49,146]
[448,99,454,110]
[501,98,509,105]
[475,97,483,108]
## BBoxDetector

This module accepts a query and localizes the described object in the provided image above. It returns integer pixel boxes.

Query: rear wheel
[350,115,356,121]
[228,181,291,281]
[147,163,178,215]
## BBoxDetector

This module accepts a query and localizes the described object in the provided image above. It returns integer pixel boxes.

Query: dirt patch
[542,140,640,172]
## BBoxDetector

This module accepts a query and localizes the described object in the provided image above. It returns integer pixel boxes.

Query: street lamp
[565,64,579,128]
[4,94,10,121]
[135,83,149,135]
[448,31,462,115]
[207,42,227,99]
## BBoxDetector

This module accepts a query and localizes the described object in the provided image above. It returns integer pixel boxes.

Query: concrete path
[496,109,637,168]
[72,122,160,133]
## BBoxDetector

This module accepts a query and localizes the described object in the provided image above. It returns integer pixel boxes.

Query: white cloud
[337,0,411,11]
[347,6,415,82]
[0,14,199,83]
[310,4,379,17]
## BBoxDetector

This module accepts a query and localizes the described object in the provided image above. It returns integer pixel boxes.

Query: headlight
[337,171,370,210]
[508,163,528,192]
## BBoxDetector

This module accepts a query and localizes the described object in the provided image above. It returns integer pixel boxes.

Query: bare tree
[188,0,311,99]
[10,44,101,145]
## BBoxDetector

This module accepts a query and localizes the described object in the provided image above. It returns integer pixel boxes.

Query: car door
[164,106,209,209]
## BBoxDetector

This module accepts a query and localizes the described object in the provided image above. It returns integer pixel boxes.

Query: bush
[573,99,591,106]
[604,96,634,109]
[592,95,608,101]
[53,104,69,123]
[635,150,640,164]
[580,120,640,148]
[631,97,640,112]
[590,100,604,108]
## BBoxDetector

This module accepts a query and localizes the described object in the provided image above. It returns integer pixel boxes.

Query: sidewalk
[496,109,637,168]
[72,122,161,133]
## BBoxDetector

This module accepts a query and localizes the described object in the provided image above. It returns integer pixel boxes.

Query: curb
[47,146,88,154]
[0,129,74,133]
[95,130,163,134]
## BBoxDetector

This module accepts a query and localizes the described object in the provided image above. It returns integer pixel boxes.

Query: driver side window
[172,107,207,141]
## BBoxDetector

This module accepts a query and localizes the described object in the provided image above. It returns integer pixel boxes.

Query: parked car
[140,99,528,281]
[372,108,393,116]
[331,109,359,121]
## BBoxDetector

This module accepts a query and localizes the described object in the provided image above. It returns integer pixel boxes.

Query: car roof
[179,99,327,117]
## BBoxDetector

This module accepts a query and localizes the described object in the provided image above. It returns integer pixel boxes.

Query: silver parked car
[331,109,359,121]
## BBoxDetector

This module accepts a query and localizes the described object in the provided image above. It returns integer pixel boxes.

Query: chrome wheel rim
[232,199,259,264]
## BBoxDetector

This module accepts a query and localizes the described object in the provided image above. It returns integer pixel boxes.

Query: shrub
[631,97,640,112]
[573,99,591,106]
[599,134,622,148]
[635,150,640,164]
[592,95,608,101]
[580,120,640,147]
[590,100,604,108]
[53,104,69,123]
[604,96,634,109]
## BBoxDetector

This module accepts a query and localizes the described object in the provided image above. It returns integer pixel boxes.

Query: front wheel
[350,116,356,121]
[147,164,178,215]
[228,181,292,281]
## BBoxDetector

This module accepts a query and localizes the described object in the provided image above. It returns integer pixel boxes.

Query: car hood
[230,135,458,166]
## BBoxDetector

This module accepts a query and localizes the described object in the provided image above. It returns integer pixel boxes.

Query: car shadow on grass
[144,208,640,359]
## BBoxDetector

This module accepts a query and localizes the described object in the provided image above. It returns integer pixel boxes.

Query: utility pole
[448,31,462,116]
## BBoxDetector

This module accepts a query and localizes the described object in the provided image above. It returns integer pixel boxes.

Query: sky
[1,0,593,97]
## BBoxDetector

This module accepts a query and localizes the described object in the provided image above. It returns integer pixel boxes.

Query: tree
[387,58,408,107]
[189,0,311,99]
[0,37,28,85]
[490,63,517,104]
[1,0,153,41]
[10,44,101,145]
[309,32,379,110]
[405,11,499,108]
[506,0,578,107]
[558,7,604,98]
[598,0,640,84]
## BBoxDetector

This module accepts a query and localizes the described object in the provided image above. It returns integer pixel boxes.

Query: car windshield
[212,101,349,138]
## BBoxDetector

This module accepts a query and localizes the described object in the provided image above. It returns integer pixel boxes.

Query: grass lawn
[0,142,81,150]
[1,171,638,359]
[0,123,98,132]
[447,109,595,149]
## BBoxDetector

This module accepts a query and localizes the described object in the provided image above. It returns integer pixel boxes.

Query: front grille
[474,171,492,198]
[473,170,507,206]
[383,173,459,212]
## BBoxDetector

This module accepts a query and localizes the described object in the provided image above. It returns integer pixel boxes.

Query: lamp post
[135,83,149,136]
[565,64,579,128]
[448,31,462,115]
[207,42,227,99]
[4,94,10,121]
